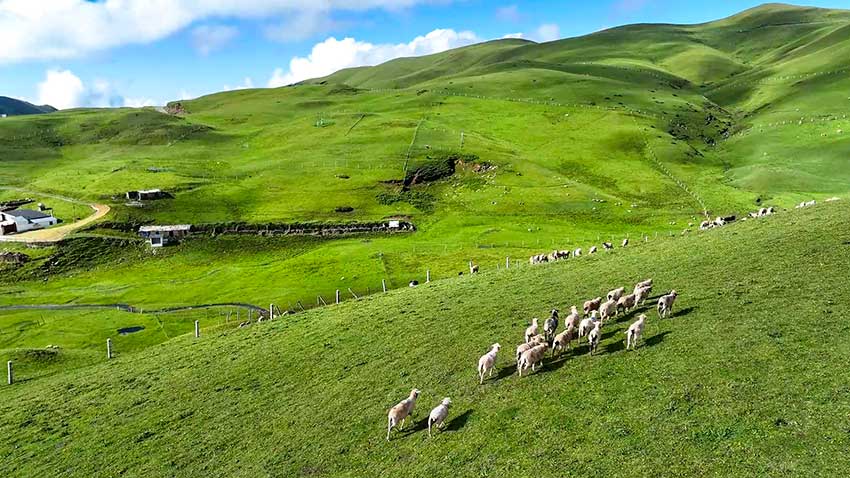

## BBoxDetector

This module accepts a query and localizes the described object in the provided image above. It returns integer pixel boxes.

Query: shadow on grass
[672,306,696,318]
[643,330,671,348]
[605,338,625,354]
[494,363,518,380]
[444,409,473,432]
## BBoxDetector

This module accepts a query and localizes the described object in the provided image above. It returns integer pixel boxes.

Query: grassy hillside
[1,202,848,477]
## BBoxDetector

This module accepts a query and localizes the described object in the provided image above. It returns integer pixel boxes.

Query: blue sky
[2,0,849,109]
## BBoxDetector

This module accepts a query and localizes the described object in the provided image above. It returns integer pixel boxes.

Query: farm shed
[0,209,58,236]
[138,225,192,247]
[126,189,172,201]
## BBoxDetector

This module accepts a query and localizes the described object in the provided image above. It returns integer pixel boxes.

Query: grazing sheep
[616,293,636,315]
[525,318,540,343]
[607,287,625,302]
[518,343,549,376]
[587,321,603,355]
[657,290,679,318]
[387,389,421,440]
[714,217,726,227]
[603,242,613,250]
[766,206,775,215]
[564,305,580,330]
[477,344,501,384]
[552,325,576,357]
[634,285,652,306]
[409,280,419,287]
[543,309,559,340]
[599,299,617,322]
[622,238,629,248]
[574,248,582,257]
[583,297,603,316]
[427,398,452,437]
[700,220,712,230]
[469,262,479,274]
[634,278,653,293]
[625,314,646,350]
[589,246,598,254]
[578,311,599,340]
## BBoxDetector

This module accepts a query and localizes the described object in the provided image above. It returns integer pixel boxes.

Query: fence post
[269,303,274,320]
[382,279,387,293]
[194,320,200,338]
[107,338,113,359]
[336,290,341,304]
[426,270,431,283]
[6,361,12,385]
[506,257,510,269]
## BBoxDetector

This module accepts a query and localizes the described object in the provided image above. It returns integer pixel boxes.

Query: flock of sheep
[386,277,680,441]
[529,238,627,265]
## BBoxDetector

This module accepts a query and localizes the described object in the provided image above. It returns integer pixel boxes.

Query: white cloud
[495,5,521,22]
[267,28,480,87]
[223,77,255,91]
[533,24,561,42]
[35,69,157,109]
[502,32,524,39]
[264,9,340,43]
[0,0,444,63]
[191,24,238,56]
[37,69,85,110]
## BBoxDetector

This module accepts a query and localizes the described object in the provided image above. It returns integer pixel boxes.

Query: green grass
[1,202,849,477]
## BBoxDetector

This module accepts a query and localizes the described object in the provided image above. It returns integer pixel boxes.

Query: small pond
[117,326,145,335]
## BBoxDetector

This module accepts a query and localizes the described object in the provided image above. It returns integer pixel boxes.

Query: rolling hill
[0,96,56,116]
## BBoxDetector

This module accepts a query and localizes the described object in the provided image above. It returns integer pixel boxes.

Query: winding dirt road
[0,202,110,243]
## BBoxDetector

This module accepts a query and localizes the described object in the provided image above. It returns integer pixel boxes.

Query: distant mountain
[0,96,57,116]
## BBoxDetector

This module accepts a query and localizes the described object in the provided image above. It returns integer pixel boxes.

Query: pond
[117,326,145,335]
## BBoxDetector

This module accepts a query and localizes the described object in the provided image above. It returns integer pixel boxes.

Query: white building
[138,225,192,247]
[0,209,58,235]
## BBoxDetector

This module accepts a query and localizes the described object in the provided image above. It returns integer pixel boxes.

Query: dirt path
[0,202,110,243]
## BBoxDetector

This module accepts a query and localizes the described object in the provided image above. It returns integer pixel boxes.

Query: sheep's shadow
[671,306,696,318]
[398,416,430,437]
[444,409,473,432]
[643,330,671,348]
[493,363,518,381]
[605,338,625,354]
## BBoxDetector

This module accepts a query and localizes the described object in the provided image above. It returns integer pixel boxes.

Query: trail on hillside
[0,196,110,244]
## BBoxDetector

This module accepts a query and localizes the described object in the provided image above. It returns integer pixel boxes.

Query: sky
[1,0,849,109]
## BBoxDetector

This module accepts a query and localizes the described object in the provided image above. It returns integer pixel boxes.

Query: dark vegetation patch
[328,85,362,95]
[404,153,478,187]
[376,190,436,212]
[118,326,145,335]
[334,206,354,213]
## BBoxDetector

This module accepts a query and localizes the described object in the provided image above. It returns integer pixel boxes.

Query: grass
[1,202,849,476]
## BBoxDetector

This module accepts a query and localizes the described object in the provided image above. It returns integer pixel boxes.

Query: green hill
[0,96,56,116]
[2,202,848,477]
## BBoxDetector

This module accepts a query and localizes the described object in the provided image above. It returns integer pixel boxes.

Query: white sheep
[622,238,629,247]
[525,318,539,343]
[564,305,580,330]
[657,290,679,318]
[578,311,598,340]
[552,325,576,357]
[599,298,617,322]
[387,389,421,440]
[587,321,603,355]
[602,242,613,250]
[589,246,598,254]
[633,279,652,295]
[469,262,479,274]
[574,248,582,257]
[616,293,636,315]
[625,314,646,350]
[634,285,652,306]
[607,287,625,302]
[583,297,602,316]
[518,343,549,376]
[427,398,452,438]
[543,309,559,340]
[477,343,501,384]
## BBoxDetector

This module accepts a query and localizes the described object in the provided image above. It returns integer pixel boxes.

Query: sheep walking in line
[587,321,603,355]
[469,262,479,274]
[657,290,679,318]
[543,309,559,341]
[525,318,540,343]
[564,305,580,330]
[583,297,602,316]
[552,325,576,357]
[427,398,452,438]
[622,238,629,248]
[625,314,646,350]
[599,298,617,322]
[387,389,421,441]
[518,343,549,376]
[516,335,546,363]
[589,246,598,254]
[477,344,501,384]
[633,279,652,294]
[578,311,599,340]
[607,287,625,302]
[616,293,636,316]
[602,242,613,250]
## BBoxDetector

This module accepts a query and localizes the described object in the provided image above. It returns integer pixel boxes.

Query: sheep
[518,343,549,376]
[607,287,625,302]
[625,314,646,350]
[552,325,576,357]
[578,311,599,340]
[599,298,617,322]
[657,290,679,318]
[634,278,653,292]
[634,285,652,306]
[477,343,501,384]
[574,248,582,257]
[714,217,726,227]
[427,398,452,438]
[622,238,629,248]
[524,318,539,343]
[700,220,712,230]
[616,293,636,315]
[543,309,559,340]
[583,297,602,316]
[766,206,775,215]
[387,389,421,440]
[589,246,598,254]
[602,242,613,250]
[564,305,580,330]
[469,262,479,274]
[587,321,603,355]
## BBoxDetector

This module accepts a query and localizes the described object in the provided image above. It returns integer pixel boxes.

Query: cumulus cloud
[191,24,238,56]
[267,28,480,87]
[502,32,524,39]
[264,9,341,42]
[35,69,156,109]
[533,24,561,42]
[0,0,442,63]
